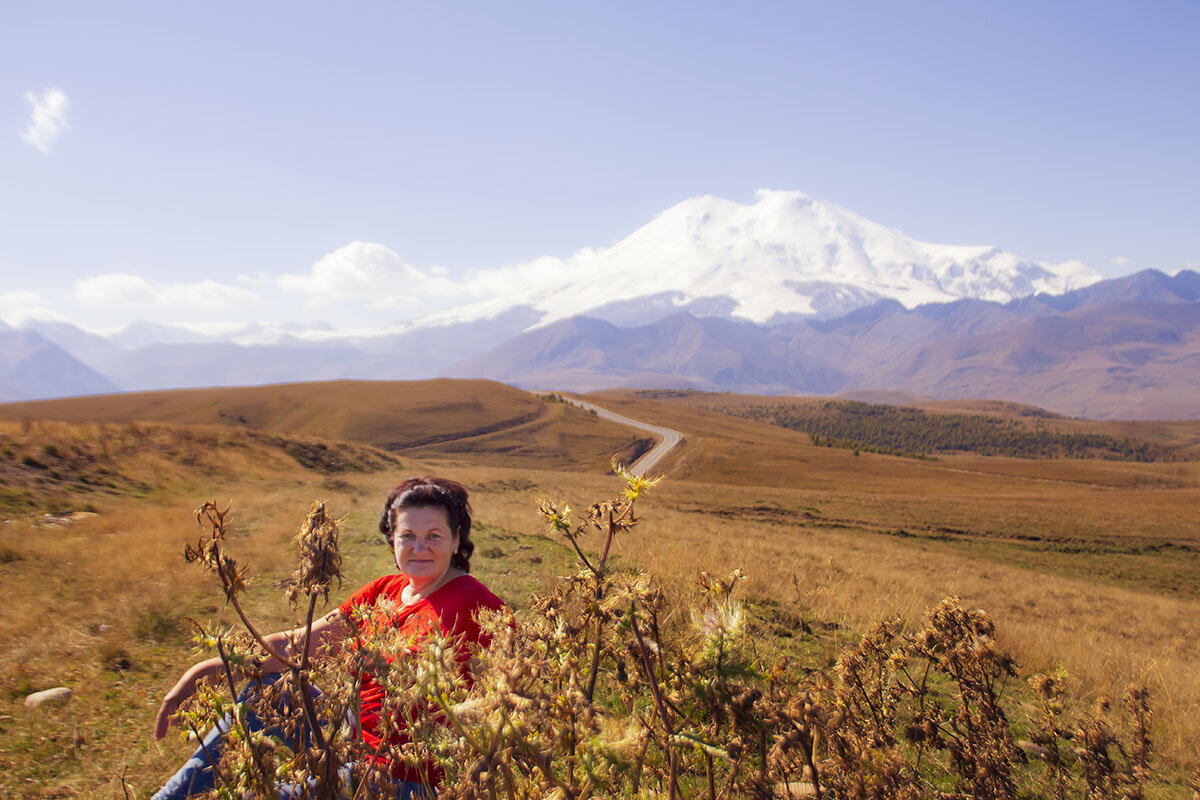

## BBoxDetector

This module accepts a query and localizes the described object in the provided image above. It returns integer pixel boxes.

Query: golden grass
[0,379,648,472]
[626,388,1200,450]
[2,383,1199,794]
[0,379,560,450]
[460,464,1200,786]
[0,379,542,446]
[400,397,653,470]
[0,409,631,797]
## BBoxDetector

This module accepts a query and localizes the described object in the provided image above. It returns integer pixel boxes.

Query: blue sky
[2,1,1198,331]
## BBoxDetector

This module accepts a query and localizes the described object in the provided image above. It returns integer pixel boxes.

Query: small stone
[25,687,72,709]
[778,781,815,798]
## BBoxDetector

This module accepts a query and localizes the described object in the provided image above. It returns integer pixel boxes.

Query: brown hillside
[586,388,1200,547]
[0,379,535,446]
[0,379,649,471]
[628,388,1200,451]
[3,388,1200,790]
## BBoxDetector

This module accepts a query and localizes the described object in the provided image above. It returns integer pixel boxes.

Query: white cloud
[277,241,466,309]
[0,290,74,327]
[1111,256,1131,267]
[20,88,69,155]
[236,271,268,287]
[460,254,571,298]
[0,289,47,309]
[73,273,260,308]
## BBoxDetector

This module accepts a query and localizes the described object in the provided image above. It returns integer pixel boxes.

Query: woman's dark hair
[378,476,474,572]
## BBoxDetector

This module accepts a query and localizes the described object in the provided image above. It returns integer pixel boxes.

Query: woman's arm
[152,607,349,740]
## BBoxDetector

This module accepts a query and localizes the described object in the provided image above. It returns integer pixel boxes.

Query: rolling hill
[0,379,648,470]
[3,379,1200,794]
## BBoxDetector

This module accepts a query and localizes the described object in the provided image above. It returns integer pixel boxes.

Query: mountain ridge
[445,269,1200,419]
[1,182,1190,418]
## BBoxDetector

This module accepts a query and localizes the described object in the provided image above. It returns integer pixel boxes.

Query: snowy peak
[489,189,1102,328]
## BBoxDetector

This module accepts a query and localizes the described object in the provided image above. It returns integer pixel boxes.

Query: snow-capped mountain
[15,189,1104,356]
[422,189,1101,330]
[19,188,1194,417]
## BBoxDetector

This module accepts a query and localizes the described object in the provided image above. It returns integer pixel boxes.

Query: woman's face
[392,505,459,590]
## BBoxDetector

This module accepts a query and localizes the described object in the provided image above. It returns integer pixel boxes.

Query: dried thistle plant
[171,473,1166,800]
[288,501,343,605]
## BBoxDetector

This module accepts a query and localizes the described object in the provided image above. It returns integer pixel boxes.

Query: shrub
[134,603,186,642]
[170,467,1160,799]
[98,638,133,672]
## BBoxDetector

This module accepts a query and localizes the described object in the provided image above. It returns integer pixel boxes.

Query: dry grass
[2,384,1199,795]
[571,392,1200,776]
[399,396,653,470]
[0,379,610,452]
[629,389,1200,453]
[0,424,594,797]
[455,465,1200,792]
[0,379,647,473]
[0,379,544,446]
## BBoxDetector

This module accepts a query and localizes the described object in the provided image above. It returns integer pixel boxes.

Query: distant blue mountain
[0,328,119,402]
[446,270,1200,419]
[7,269,1198,419]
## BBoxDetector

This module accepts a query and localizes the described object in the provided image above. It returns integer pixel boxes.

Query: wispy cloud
[73,273,260,308]
[1111,256,1131,267]
[0,289,47,309]
[0,290,71,327]
[20,88,69,155]
[277,241,466,309]
[236,271,269,287]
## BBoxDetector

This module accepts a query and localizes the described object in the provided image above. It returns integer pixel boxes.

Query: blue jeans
[153,674,433,799]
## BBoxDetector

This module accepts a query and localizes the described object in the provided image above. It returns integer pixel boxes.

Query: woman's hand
[152,609,348,740]
[154,658,220,740]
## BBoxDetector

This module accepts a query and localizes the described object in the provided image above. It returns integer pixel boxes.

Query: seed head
[288,501,343,604]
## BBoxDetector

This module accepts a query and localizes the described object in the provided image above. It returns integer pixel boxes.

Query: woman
[153,476,506,799]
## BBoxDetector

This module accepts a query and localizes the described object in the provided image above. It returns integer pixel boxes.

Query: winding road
[562,397,683,477]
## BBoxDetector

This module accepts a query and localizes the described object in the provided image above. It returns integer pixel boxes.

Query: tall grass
[167,468,1171,799]
[2,415,1198,796]
[464,468,1200,786]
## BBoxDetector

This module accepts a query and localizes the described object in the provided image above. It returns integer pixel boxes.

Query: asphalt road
[562,398,683,477]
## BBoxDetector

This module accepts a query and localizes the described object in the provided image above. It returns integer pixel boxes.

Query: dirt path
[561,397,683,477]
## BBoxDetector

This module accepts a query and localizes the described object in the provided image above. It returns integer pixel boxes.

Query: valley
[1,379,1198,797]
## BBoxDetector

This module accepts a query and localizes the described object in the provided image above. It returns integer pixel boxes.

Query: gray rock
[25,687,72,709]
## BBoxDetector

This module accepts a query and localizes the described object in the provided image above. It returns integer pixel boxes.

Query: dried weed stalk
[173,470,1161,799]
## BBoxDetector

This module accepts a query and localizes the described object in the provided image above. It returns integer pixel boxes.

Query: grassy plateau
[0,379,1197,797]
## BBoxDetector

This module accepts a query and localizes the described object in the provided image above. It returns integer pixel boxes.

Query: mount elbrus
[4,191,1197,419]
